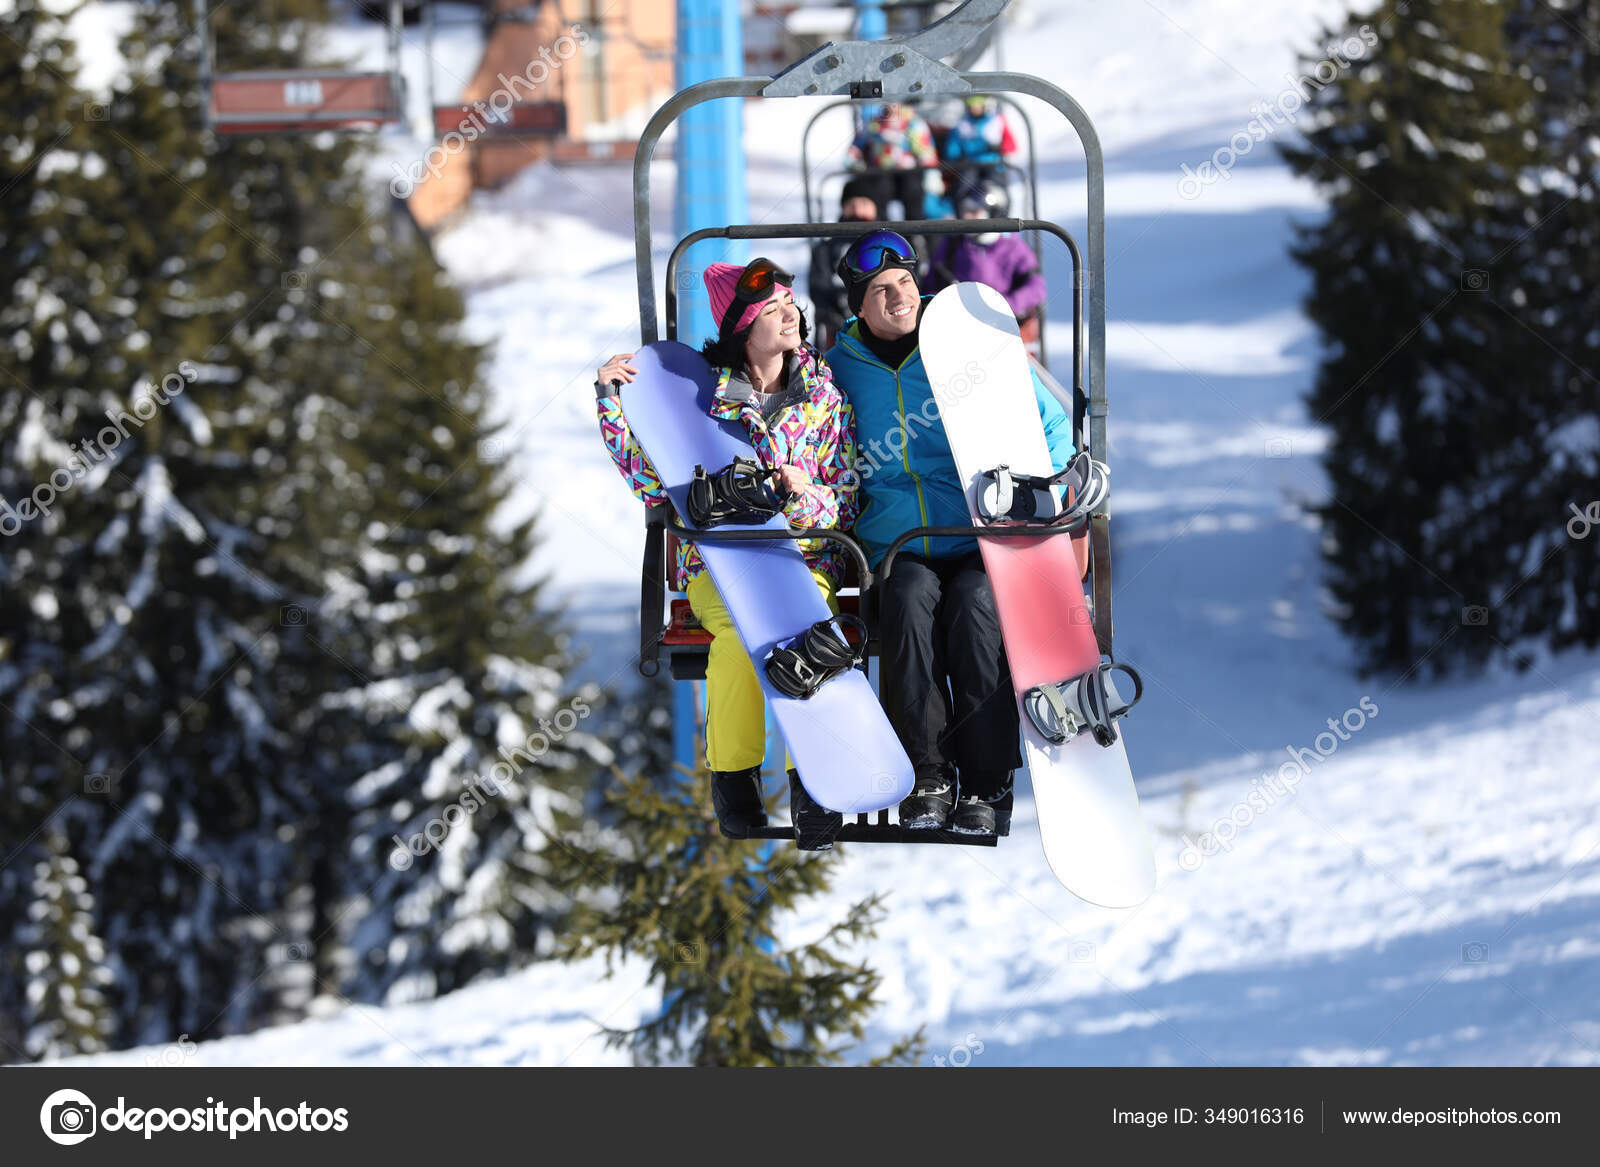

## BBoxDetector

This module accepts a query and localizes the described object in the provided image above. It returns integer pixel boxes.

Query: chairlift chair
[800,91,1048,361]
[193,0,407,135]
[629,0,1117,845]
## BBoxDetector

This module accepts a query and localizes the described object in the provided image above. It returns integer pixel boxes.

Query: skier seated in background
[824,231,1075,837]
[923,180,1047,352]
[596,259,860,850]
[808,176,881,351]
[846,102,941,221]
[938,94,1018,194]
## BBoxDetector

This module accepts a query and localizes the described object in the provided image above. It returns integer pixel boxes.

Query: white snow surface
[57,0,1600,1067]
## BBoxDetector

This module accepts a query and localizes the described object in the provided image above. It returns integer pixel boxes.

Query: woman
[596,259,860,850]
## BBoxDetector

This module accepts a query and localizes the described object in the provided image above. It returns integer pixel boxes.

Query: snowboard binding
[975,451,1109,529]
[686,457,786,528]
[1023,661,1144,748]
[764,614,869,699]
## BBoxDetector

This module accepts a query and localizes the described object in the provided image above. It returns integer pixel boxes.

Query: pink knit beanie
[703,262,772,336]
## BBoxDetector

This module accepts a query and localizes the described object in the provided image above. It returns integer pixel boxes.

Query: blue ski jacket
[824,298,1076,569]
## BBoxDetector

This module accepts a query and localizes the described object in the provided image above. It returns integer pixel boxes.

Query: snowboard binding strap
[686,457,785,528]
[976,451,1109,529]
[1023,661,1144,748]
[764,614,868,700]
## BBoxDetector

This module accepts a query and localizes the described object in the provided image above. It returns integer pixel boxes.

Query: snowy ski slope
[61,0,1600,1066]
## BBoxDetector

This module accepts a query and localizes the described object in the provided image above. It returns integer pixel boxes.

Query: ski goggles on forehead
[720,257,794,334]
[837,230,918,281]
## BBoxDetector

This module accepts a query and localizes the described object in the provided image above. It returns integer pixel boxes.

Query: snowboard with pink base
[919,282,1155,906]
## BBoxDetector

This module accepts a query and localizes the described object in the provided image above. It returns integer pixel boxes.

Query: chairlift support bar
[659,216,1082,421]
[637,507,1099,682]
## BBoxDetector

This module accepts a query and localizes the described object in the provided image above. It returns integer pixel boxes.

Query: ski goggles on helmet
[720,257,794,336]
[835,229,919,284]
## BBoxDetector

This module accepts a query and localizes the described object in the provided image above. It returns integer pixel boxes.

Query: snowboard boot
[898,767,956,830]
[710,766,767,838]
[949,777,1013,838]
[788,769,843,851]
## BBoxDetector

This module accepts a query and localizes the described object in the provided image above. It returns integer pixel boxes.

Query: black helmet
[956,179,1009,219]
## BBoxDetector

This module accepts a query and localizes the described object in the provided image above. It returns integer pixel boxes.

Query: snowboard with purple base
[920,283,1156,906]
[619,341,914,815]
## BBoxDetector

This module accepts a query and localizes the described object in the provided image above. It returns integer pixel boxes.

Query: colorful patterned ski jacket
[596,346,861,590]
[824,298,1075,569]
[847,104,940,172]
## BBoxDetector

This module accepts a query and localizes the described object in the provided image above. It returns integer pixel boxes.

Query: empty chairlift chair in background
[193,0,407,135]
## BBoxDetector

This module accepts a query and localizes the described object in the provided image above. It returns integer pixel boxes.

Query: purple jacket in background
[924,233,1047,319]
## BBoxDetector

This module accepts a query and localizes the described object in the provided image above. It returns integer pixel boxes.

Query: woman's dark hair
[700,302,811,374]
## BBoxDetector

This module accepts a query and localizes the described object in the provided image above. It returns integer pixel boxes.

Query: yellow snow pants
[685,568,840,772]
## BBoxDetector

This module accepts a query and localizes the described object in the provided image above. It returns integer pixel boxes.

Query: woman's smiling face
[744,285,802,362]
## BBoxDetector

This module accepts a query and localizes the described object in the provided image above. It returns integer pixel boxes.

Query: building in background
[407,0,937,231]
[743,1,854,73]
[410,0,674,229]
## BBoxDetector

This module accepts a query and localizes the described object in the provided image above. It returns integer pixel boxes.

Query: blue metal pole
[675,0,748,350]
[672,0,746,777]
[672,682,699,778]
[855,0,887,41]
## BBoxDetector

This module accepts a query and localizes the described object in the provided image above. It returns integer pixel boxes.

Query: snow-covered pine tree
[1,0,591,1059]
[323,251,605,1008]
[548,763,923,1066]
[94,0,601,1021]
[1495,0,1600,655]
[0,0,391,1053]
[608,669,675,788]
[0,0,123,1063]
[1281,0,1540,674]
[21,831,116,1061]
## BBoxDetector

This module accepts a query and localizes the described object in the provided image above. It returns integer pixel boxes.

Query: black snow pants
[860,168,927,220]
[878,550,1022,799]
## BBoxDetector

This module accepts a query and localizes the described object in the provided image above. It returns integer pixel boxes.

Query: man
[808,176,880,351]
[824,231,1075,836]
